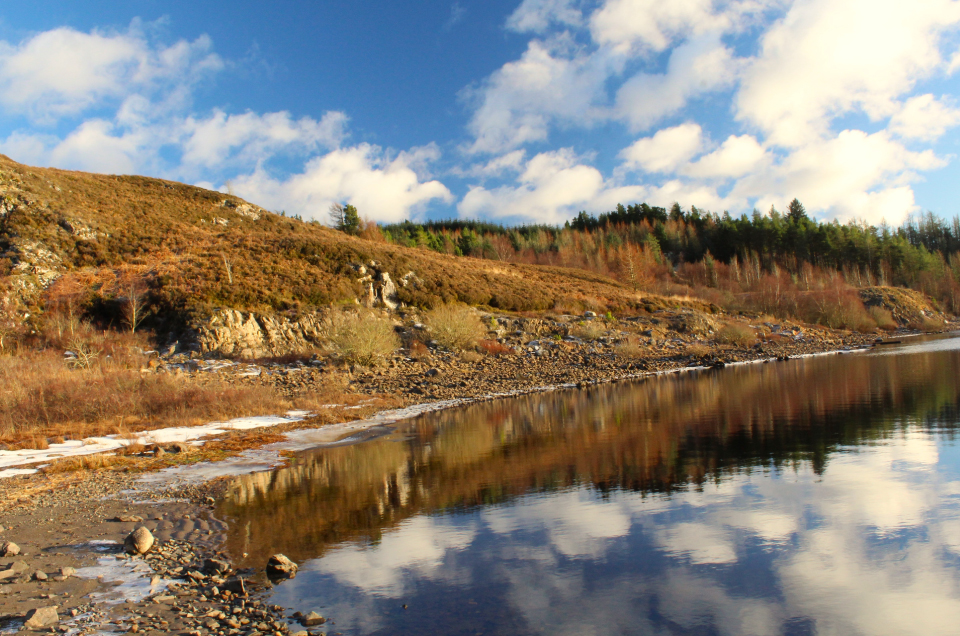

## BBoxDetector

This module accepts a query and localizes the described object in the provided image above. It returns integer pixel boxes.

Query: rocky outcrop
[265,554,298,580]
[192,309,327,358]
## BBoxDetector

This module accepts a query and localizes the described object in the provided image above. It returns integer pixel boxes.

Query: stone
[33,570,47,581]
[378,272,399,309]
[203,558,231,575]
[222,577,247,596]
[166,442,191,454]
[153,446,165,458]
[0,540,19,556]
[124,526,155,555]
[24,607,59,629]
[0,560,28,579]
[265,554,298,580]
[300,612,325,627]
[113,515,144,523]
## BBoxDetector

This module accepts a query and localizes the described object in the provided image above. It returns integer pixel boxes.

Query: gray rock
[124,526,155,555]
[0,560,28,579]
[33,570,47,581]
[24,607,59,629]
[265,554,298,580]
[0,540,19,556]
[60,566,76,577]
[204,558,231,575]
[301,612,325,627]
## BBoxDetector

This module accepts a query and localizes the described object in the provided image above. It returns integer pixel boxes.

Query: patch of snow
[0,411,312,477]
[76,554,173,604]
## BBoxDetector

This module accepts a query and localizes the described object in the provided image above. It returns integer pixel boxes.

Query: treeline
[372,200,960,325]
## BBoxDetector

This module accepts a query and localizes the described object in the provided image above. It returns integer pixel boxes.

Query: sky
[1,0,959,228]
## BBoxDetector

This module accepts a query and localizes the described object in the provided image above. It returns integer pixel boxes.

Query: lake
[217,335,960,636]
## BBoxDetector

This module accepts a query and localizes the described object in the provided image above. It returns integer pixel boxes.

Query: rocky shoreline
[1,314,954,635]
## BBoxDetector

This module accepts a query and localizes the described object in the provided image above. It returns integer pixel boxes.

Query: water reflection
[218,336,960,635]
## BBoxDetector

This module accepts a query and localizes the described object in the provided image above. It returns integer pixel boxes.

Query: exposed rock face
[192,309,326,358]
[265,554,298,580]
[124,526,155,555]
[24,607,59,629]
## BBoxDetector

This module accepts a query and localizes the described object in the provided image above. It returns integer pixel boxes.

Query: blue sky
[1,0,959,227]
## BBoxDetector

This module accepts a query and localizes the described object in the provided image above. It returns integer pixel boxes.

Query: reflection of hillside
[219,349,960,567]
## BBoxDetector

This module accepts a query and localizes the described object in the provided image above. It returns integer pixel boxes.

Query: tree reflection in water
[216,337,960,636]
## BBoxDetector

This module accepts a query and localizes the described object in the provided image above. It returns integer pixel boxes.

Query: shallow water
[218,334,960,636]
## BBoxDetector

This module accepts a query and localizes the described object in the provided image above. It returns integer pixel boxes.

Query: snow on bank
[0,411,312,478]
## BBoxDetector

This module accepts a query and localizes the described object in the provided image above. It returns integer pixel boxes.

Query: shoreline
[0,327,955,634]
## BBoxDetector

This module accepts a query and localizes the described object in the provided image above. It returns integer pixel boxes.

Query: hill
[0,155,700,338]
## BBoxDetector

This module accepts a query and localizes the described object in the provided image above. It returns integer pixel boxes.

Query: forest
[373,200,960,327]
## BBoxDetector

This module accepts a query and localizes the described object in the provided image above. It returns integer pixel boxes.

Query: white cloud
[181,109,348,168]
[590,0,728,53]
[732,130,944,224]
[459,148,614,223]
[615,33,739,131]
[463,37,619,154]
[683,133,768,178]
[619,122,704,173]
[737,0,960,146]
[889,94,960,142]
[506,0,583,33]
[230,143,454,223]
[0,24,221,123]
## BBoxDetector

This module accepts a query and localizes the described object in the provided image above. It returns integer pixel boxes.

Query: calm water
[218,335,960,636]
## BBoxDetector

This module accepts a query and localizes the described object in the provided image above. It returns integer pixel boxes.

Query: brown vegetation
[424,304,486,351]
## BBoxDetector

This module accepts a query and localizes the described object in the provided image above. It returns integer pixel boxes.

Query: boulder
[33,570,47,581]
[24,607,59,629]
[265,554,298,580]
[124,526,155,555]
[301,611,326,627]
[60,566,76,577]
[0,540,19,556]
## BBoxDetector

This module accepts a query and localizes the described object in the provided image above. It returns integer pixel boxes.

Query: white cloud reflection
[290,430,960,635]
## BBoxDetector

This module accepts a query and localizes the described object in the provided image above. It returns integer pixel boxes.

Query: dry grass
[715,322,758,347]
[323,309,399,366]
[572,321,606,341]
[867,306,898,331]
[0,330,289,444]
[685,343,712,357]
[614,335,647,358]
[909,316,946,332]
[425,304,486,351]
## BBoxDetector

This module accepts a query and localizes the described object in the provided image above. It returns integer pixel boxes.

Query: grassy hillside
[0,155,692,330]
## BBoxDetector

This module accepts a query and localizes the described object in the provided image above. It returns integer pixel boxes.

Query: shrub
[715,322,757,346]
[908,316,945,332]
[324,309,399,365]
[614,335,646,358]
[867,306,897,331]
[572,321,605,341]
[425,304,486,351]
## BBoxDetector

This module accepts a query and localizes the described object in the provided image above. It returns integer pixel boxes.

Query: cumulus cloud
[889,94,960,142]
[736,0,960,146]
[731,130,944,224]
[682,134,768,178]
[180,110,348,168]
[590,0,729,53]
[463,37,618,154]
[230,143,454,223]
[0,24,222,123]
[619,122,703,172]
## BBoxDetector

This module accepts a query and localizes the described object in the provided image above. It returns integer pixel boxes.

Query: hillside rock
[193,309,325,358]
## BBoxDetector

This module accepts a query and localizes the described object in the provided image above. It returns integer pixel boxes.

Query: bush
[867,306,897,331]
[477,339,514,356]
[324,309,399,365]
[572,321,605,341]
[715,322,757,346]
[425,304,486,351]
